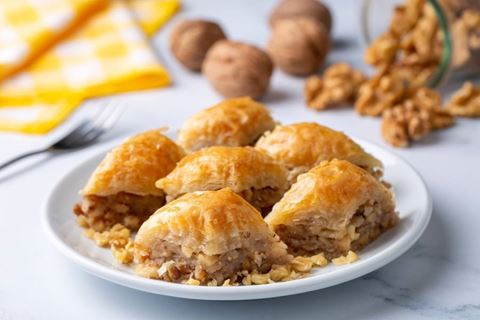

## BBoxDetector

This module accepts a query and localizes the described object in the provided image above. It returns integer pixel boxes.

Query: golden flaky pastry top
[82,130,185,197]
[156,146,288,198]
[255,122,383,182]
[265,159,395,230]
[177,97,276,152]
[135,188,287,256]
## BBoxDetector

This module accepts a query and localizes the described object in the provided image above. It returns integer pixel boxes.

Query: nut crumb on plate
[332,251,358,265]
[83,223,131,248]
[291,256,314,272]
[310,253,329,267]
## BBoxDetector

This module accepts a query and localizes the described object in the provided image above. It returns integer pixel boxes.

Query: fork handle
[0,149,49,171]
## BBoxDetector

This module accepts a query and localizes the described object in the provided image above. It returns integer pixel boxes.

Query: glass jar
[361,0,480,88]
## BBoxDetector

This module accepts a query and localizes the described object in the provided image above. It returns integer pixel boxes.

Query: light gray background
[1,0,479,319]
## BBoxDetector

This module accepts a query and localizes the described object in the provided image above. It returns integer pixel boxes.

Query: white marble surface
[0,0,479,319]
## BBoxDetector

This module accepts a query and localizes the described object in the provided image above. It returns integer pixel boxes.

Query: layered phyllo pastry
[134,188,291,285]
[177,97,275,152]
[255,122,383,184]
[265,160,398,259]
[74,130,185,232]
[156,146,288,215]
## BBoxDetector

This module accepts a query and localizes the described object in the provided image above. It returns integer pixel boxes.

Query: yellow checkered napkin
[0,0,109,80]
[0,100,81,134]
[127,0,180,36]
[0,0,180,134]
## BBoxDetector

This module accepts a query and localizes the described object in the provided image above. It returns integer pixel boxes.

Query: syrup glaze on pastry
[156,146,288,215]
[177,97,275,152]
[255,122,383,184]
[134,188,291,285]
[74,130,185,231]
[265,159,398,259]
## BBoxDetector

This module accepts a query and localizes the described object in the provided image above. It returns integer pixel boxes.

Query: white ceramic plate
[42,138,431,301]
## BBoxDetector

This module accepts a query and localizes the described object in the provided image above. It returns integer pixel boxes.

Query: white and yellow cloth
[0,0,180,134]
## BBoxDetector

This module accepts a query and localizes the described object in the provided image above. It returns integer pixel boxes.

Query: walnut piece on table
[355,70,410,116]
[381,100,433,147]
[381,89,455,147]
[446,81,480,117]
[304,63,366,110]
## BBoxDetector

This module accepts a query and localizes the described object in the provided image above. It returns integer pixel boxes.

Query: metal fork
[0,103,123,171]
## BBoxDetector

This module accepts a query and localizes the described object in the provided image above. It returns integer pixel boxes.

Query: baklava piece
[177,97,275,152]
[255,122,383,184]
[134,188,291,285]
[74,130,185,232]
[265,160,398,259]
[156,146,288,215]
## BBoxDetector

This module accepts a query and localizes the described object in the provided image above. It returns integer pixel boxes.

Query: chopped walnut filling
[135,231,292,286]
[74,192,165,232]
[274,200,397,259]
[135,241,340,286]
[84,223,363,286]
[446,81,480,117]
[305,63,366,110]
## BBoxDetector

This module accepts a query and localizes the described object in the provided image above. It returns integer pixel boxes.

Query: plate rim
[41,137,432,300]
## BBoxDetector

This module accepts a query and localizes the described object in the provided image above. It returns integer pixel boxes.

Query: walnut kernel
[381,91,455,147]
[305,63,365,110]
[269,0,332,32]
[446,81,480,117]
[170,20,226,72]
[365,0,442,87]
[355,70,409,116]
[268,17,329,76]
[203,40,273,99]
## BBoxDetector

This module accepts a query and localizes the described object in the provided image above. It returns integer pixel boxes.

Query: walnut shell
[269,0,332,33]
[202,40,273,99]
[267,17,330,76]
[170,19,226,71]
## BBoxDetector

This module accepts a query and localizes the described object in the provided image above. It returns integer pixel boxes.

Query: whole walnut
[269,0,332,33]
[202,40,273,99]
[170,19,226,71]
[267,17,330,76]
